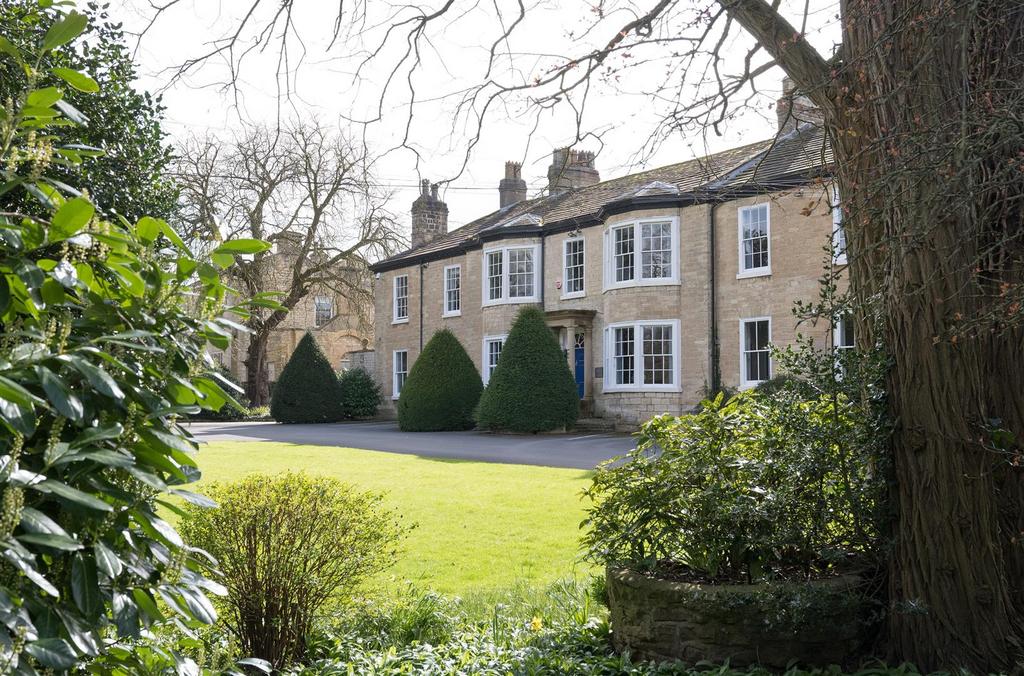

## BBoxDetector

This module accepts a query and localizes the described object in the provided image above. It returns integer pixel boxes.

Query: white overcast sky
[108,0,841,235]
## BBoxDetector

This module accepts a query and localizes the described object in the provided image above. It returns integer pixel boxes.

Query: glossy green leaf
[136,216,161,243]
[37,366,84,421]
[20,507,71,536]
[25,637,77,670]
[51,67,100,93]
[27,87,62,108]
[131,588,164,623]
[71,358,125,400]
[0,374,45,409]
[51,197,94,240]
[71,553,100,615]
[18,532,84,551]
[211,251,234,268]
[0,35,23,63]
[42,10,88,51]
[214,238,271,255]
[36,479,112,512]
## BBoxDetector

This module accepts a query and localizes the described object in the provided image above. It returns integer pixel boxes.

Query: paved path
[187,421,635,470]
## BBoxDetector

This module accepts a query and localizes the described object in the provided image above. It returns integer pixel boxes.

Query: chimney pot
[411,179,448,248]
[547,147,600,195]
[776,76,824,133]
[498,161,527,208]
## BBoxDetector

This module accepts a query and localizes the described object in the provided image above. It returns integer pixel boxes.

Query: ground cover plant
[0,6,273,672]
[476,307,578,433]
[180,473,403,668]
[270,332,346,423]
[189,442,594,593]
[398,328,483,431]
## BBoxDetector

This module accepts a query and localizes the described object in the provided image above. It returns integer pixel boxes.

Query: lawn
[190,442,596,596]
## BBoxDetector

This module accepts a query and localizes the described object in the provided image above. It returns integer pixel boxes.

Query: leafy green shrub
[339,367,381,419]
[179,473,404,669]
[189,365,249,421]
[270,332,346,423]
[582,388,885,582]
[476,307,578,432]
[397,329,482,431]
[0,9,271,673]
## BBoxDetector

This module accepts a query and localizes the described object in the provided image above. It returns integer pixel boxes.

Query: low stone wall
[606,565,866,668]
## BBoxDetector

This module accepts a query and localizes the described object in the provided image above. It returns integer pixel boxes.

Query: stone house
[215,232,373,389]
[369,86,849,426]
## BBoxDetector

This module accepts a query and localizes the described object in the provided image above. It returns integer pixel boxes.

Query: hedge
[398,328,483,431]
[476,306,578,432]
[270,332,346,423]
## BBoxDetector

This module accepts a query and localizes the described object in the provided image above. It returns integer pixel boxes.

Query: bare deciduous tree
[176,122,402,405]
[144,1,1023,670]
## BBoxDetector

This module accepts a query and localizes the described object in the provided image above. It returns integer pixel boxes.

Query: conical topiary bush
[270,332,346,423]
[397,328,483,431]
[477,306,579,432]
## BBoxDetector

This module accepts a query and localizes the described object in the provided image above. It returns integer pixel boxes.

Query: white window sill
[736,268,771,280]
[833,255,848,266]
[392,318,409,325]
[603,385,681,394]
[442,311,462,318]
[602,279,680,293]
[560,291,585,300]
[481,296,540,308]
[738,380,766,390]
[391,395,401,401]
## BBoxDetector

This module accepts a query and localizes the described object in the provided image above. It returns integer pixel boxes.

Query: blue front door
[573,333,585,399]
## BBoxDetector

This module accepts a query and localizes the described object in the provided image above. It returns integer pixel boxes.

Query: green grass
[191,442,595,596]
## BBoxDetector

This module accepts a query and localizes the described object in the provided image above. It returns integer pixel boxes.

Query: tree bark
[725,0,1024,670]
[244,329,272,406]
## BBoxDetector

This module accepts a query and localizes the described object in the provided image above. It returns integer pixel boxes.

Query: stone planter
[606,565,868,668]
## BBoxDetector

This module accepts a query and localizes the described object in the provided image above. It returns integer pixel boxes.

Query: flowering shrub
[0,7,274,672]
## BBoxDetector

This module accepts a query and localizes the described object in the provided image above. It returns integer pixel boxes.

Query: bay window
[603,320,680,392]
[604,218,679,289]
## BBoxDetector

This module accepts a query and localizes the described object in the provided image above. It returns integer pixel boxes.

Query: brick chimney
[547,148,600,195]
[776,77,824,132]
[411,179,448,248]
[498,161,527,208]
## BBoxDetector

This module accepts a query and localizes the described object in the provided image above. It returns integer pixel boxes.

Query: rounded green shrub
[340,367,383,418]
[476,306,579,433]
[398,328,483,431]
[271,332,346,423]
[179,472,404,669]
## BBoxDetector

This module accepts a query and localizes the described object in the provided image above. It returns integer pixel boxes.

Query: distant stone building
[214,233,373,390]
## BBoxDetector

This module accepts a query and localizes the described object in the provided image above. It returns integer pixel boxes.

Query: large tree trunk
[724,0,1024,669]
[244,329,272,406]
[831,1,1024,670]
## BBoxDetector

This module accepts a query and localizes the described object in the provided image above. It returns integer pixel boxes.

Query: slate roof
[371,125,831,272]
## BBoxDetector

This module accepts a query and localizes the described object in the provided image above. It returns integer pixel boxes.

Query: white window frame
[313,295,334,328]
[737,204,771,278]
[739,316,772,388]
[392,349,409,400]
[602,319,681,393]
[443,264,461,317]
[834,313,855,353]
[602,217,680,291]
[562,237,585,298]
[480,244,541,306]
[392,274,409,324]
[481,334,508,385]
[831,185,848,265]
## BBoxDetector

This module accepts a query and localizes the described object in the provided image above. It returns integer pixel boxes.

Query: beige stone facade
[371,125,845,426]
[214,245,373,389]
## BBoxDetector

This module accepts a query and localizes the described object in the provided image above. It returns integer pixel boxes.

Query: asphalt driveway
[186,421,635,469]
